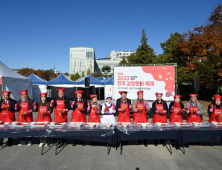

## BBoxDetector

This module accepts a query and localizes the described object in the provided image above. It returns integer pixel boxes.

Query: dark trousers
[21,137,32,142]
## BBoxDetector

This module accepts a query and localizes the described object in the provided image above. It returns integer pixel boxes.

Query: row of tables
[0,122,222,155]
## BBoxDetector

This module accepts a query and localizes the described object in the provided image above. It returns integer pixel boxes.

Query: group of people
[0,87,222,147]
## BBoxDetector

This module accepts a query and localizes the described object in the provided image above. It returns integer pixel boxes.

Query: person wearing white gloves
[101,95,116,124]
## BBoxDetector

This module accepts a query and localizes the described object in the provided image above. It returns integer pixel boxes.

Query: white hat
[106,95,112,100]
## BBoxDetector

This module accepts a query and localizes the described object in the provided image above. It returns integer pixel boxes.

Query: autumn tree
[17,68,35,77]
[127,28,157,65]
[35,69,45,79]
[178,4,222,89]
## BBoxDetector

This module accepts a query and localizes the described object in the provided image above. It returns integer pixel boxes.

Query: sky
[0,0,221,73]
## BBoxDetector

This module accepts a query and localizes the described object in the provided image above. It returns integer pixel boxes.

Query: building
[106,50,135,60]
[96,50,135,74]
[69,47,95,75]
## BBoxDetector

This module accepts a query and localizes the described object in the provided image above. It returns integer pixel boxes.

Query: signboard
[104,85,114,98]
[114,66,175,101]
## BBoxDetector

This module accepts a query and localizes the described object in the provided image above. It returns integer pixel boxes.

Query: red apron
[71,99,86,122]
[0,101,15,122]
[169,102,183,123]
[36,103,52,122]
[54,99,67,123]
[118,99,131,122]
[88,103,100,123]
[17,101,33,122]
[152,101,167,123]
[133,100,148,123]
[186,102,201,123]
[209,105,222,123]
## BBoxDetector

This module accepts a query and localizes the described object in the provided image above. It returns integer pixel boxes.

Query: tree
[119,56,128,66]
[71,72,81,81]
[178,4,222,88]
[35,69,45,79]
[91,72,103,78]
[70,74,75,81]
[44,69,57,81]
[154,32,187,84]
[81,71,85,77]
[86,68,91,75]
[127,28,157,65]
[17,68,35,77]
[102,65,111,74]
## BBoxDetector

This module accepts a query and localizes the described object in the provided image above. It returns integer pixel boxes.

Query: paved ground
[0,105,221,170]
[0,141,222,170]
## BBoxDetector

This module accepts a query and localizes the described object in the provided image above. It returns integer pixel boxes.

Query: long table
[0,123,222,155]
[114,124,222,154]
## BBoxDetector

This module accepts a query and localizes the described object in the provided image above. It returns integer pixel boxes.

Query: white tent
[0,61,33,101]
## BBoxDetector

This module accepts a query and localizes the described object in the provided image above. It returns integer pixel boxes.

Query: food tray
[11,122,29,127]
[175,122,193,127]
[155,123,173,128]
[48,122,66,128]
[0,122,11,127]
[137,123,152,128]
[193,122,211,127]
[30,122,48,127]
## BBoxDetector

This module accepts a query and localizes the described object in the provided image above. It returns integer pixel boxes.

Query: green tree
[102,65,111,74]
[70,72,80,81]
[127,28,157,64]
[70,74,75,81]
[81,71,85,77]
[119,56,128,66]
[155,32,187,84]
[86,68,91,75]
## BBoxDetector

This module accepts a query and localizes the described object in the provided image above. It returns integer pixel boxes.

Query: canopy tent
[96,77,104,81]
[101,76,110,82]
[76,75,104,86]
[27,74,48,102]
[0,61,33,100]
[104,76,114,85]
[75,77,85,82]
[27,73,47,85]
[47,74,76,86]
[46,74,77,99]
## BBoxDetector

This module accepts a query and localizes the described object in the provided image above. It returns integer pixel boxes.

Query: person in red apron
[87,94,101,123]
[185,94,203,123]
[50,88,70,146]
[151,92,168,123]
[51,88,70,123]
[169,95,185,123]
[16,89,34,146]
[0,91,17,147]
[208,95,222,123]
[116,91,132,122]
[71,90,87,122]
[132,91,149,123]
[34,92,53,147]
